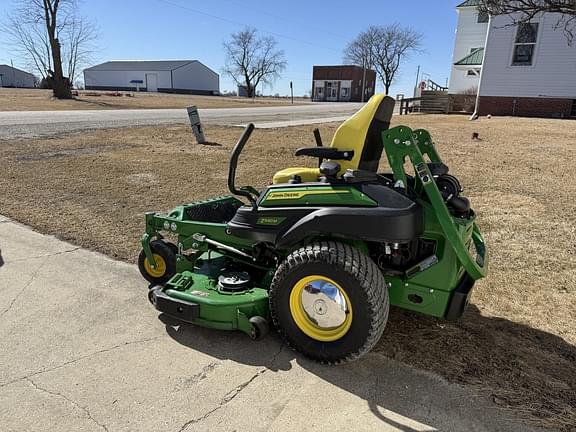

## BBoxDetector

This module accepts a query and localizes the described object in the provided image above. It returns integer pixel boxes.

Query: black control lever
[313,128,323,167]
[228,123,257,210]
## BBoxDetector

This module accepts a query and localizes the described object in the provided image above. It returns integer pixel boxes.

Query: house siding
[448,6,488,94]
[479,13,576,99]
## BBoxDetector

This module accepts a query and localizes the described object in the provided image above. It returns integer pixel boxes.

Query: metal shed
[83,60,219,95]
[0,65,35,88]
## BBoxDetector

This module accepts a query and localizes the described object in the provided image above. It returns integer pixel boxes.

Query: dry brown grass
[0,88,309,111]
[1,115,575,430]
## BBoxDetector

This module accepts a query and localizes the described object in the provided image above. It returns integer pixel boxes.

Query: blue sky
[0,0,461,97]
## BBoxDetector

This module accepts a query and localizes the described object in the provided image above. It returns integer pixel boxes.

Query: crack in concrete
[26,377,109,432]
[0,336,162,389]
[175,361,221,391]
[5,247,81,264]
[177,344,285,432]
[1,256,49,317]
[1,248,81,316]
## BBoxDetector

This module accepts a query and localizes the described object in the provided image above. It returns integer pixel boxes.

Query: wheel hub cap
[289,275,353,342]
[301,280,348,329]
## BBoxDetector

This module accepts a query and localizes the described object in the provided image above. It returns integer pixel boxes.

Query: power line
[155,0,342,53]
[216,0,351,41]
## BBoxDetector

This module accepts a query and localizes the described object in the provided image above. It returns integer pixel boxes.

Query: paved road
[0,103,365,139]
[0,215,545,432]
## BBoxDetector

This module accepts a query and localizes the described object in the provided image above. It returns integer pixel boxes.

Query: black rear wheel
[269,241,389,364]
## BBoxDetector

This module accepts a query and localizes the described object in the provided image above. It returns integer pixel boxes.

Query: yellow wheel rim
[289,275,353,342]
[143,254,167,278]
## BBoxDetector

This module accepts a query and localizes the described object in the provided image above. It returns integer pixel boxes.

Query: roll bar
[228,123,258,209]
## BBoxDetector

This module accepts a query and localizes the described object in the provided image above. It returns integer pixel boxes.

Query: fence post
[186,106,206,144]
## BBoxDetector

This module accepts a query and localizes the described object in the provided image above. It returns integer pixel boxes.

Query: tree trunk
[384,83,391,95]
[50,37,72,99]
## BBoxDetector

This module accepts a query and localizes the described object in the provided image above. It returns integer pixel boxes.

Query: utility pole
[361,62,367,103]
[11,59,16,87]
[414,65,421,97]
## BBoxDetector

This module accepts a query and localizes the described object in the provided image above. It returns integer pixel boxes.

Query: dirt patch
[1,115,575,430]
[0,88,309,111]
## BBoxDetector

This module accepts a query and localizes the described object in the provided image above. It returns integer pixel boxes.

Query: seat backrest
[330,94,396,173]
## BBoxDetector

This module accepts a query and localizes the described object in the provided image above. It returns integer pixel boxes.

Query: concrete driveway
[0,103,366,139]
[0,215,544,432]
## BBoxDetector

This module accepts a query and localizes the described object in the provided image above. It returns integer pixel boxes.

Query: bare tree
[479,0,576,42]
[2,0,98,98]
[223,27,287,98]
[63,17,98,85]
[344,24,422,95]
[343,26,379,101]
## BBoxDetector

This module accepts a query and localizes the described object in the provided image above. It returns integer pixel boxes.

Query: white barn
[83,60,219,95]
[449,0,576,118]
[0,64,35,88]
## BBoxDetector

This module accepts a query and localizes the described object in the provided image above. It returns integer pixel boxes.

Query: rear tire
[138,240,176,284]
[269,241,389,364]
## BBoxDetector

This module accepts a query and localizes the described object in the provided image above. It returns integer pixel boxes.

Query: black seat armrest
[295,147,354,161]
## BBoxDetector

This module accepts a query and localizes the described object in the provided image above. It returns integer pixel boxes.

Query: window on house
[341,87,349,98]
[470,47,482,54]
[477,11,489,23]
[512,23,539,66]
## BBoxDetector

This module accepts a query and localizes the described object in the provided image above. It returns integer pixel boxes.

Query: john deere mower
[138,94,488,363]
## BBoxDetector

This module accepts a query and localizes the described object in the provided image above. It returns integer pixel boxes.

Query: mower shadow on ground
[160,304,575,431]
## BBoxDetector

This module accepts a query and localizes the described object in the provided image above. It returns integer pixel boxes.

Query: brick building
[312,65,376,102]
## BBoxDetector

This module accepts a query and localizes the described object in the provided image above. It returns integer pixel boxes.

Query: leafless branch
[1,0,97,97]
[479,0,576,43]
[223,27,287,98]
[344,24,423,94]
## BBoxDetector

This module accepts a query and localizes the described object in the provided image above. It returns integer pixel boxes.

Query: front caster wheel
[138,240,176,284]
[269,241,389,364]
[148,285,162,305]
[249,316,269,341]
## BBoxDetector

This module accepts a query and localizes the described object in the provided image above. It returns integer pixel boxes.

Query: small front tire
[249,316,269,341]
[138,240,176,284]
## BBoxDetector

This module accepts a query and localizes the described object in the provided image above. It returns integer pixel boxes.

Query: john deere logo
[266,190,349,200]
[257,217,285,226]
[267,192,302,200]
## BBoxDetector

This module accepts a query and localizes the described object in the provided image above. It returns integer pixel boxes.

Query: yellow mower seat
[272,94,395,184]
[272,167,320,184]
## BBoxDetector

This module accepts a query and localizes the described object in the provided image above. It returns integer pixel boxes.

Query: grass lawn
[1,114,575,430]
[0,88,310,111]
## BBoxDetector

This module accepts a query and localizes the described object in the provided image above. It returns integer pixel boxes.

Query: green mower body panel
[140,122,487,342]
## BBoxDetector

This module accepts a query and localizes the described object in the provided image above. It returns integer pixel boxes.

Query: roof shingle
[457,0,482,7]
[454,48,484,66]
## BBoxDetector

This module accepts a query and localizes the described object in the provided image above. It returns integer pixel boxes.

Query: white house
[0,64,35,88]
[83,60,219,95]
[449,0,576,118]
[448,0,489,94]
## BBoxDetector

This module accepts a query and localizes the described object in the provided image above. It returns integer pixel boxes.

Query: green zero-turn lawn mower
[138,94,488,364]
